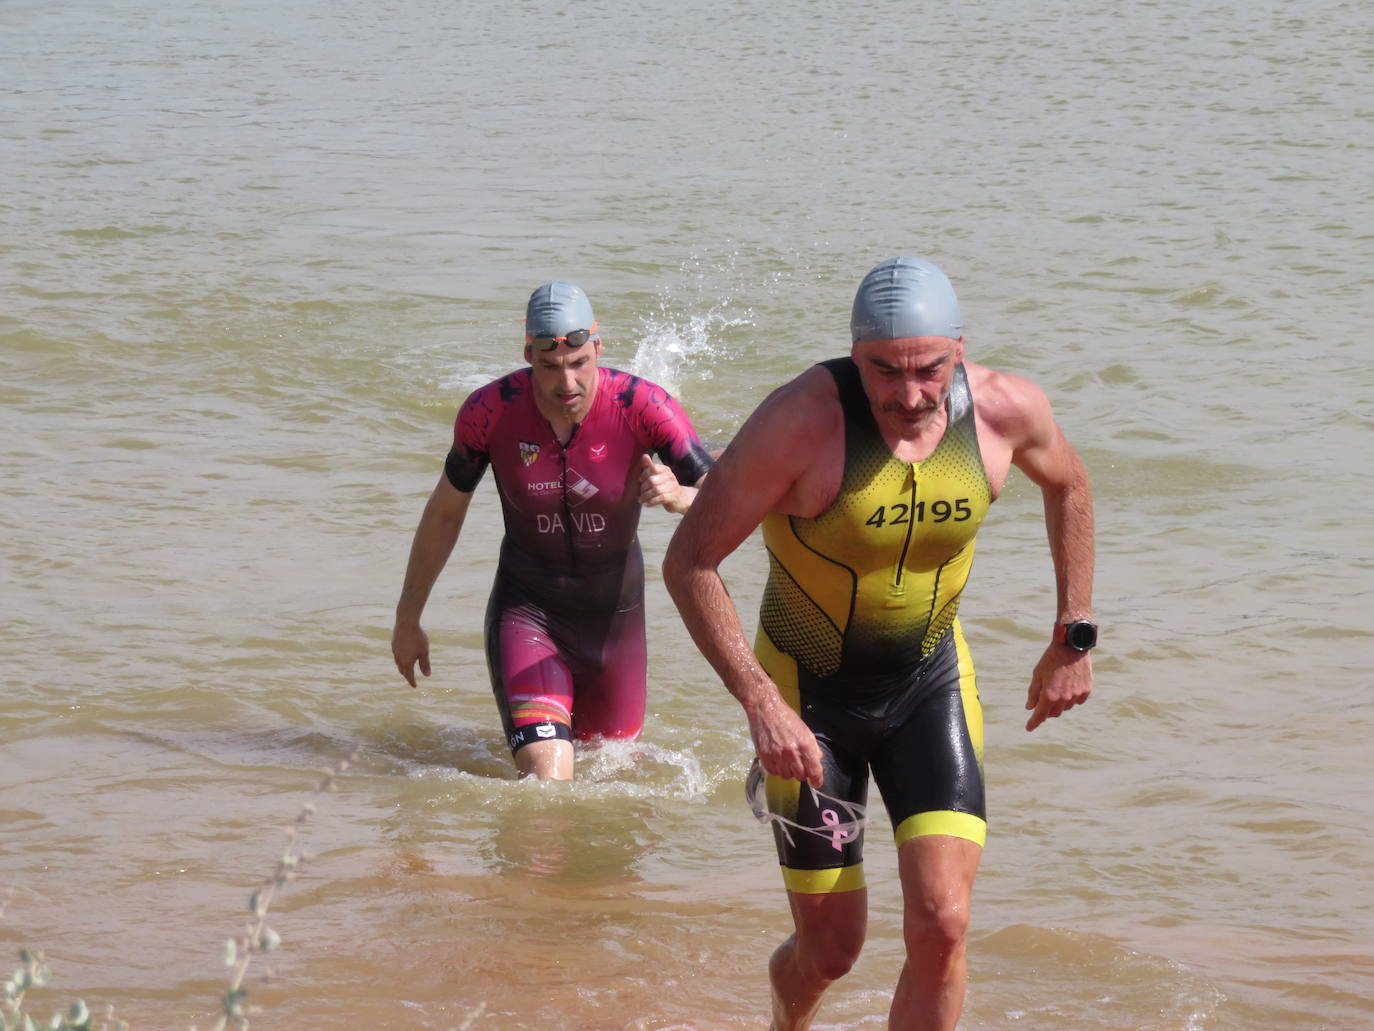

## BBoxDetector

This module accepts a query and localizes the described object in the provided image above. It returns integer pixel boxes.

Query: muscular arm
[391,475,475,687]
[662,372,833,786]
[987,371,1095,730]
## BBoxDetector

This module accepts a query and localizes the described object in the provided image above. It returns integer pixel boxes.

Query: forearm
[665,550,825,784]
[1042,459,1095,620]
[663,559,778,716]
[395,493,469,625]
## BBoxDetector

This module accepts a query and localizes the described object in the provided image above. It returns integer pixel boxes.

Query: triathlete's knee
[794,906,866,981]
[903,895,971,957]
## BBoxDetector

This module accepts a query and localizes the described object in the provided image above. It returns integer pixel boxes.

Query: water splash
[574,737,714,800]
[628,302,752,397]
[401,731,717,803]
[626,253,760,397]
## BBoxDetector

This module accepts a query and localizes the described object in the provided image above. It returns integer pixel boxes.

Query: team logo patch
[565,467,599,506]
[589,443,608,463]
[519,441,541,466]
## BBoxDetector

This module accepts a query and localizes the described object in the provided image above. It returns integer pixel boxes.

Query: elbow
[661,544,689,597]
[1042,461,1092,507]
[662,533,707,602]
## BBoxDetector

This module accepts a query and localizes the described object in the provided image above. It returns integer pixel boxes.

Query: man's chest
[774,431,845,519]
[489,427,640,515]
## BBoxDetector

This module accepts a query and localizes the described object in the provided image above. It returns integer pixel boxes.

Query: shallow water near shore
[4,1,1373,1028]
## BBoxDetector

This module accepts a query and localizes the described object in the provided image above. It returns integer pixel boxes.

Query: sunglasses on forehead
[527,320,598,352]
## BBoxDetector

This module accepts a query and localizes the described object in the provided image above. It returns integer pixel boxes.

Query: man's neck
[535,373,598,445]
[878,405,950,464]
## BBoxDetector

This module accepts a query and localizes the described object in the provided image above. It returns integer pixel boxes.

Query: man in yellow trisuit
[664,257,1096,1031]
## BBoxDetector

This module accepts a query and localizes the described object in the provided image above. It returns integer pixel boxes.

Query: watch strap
[1053,619,1098,651]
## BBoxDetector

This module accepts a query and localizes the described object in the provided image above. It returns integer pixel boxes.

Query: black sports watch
[1053,619,1098,652]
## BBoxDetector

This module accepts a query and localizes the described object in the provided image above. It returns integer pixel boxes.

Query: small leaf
[67,1001,89,1026]
[17,949,32,965]
[23,1017,39,1031]
[248,890,263,916]
[259,928,281,953]
[224,938,238,967]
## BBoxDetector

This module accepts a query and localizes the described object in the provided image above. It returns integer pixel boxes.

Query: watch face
[1065,621,1098,650]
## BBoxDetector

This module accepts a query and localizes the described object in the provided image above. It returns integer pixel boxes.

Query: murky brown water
[4,1,1373,1028]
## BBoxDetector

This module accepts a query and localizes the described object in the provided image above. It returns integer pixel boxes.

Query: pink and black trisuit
[444,366,713,754]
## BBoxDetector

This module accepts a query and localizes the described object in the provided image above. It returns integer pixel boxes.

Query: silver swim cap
[525,281,597,340]
[850,257,962,342]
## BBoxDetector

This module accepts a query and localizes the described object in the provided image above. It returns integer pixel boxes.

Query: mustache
[881,400,938,415]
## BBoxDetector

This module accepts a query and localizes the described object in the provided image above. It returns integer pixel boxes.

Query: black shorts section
[778,630,985,872]
[766,745,871,874]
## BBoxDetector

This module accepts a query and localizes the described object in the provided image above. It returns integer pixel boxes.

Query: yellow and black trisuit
[755,357,993,894]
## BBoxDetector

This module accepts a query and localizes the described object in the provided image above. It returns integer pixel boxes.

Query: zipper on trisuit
[558,426,580,574]
[885,464,917,609]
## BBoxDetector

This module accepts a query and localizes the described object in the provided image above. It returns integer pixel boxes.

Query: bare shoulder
[711,363,843,517]
[967,361,1087,495]
[737,363,841,446]
[688,363,842,529]
[965,361,1056,449]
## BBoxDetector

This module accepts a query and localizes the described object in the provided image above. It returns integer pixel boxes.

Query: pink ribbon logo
[821,809,843,852]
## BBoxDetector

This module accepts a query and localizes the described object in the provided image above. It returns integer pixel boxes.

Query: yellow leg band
[894,810,987,848]
[781,864,866,894]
